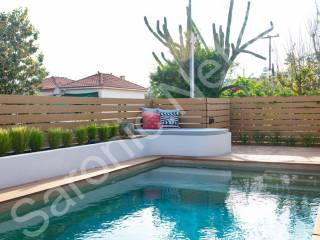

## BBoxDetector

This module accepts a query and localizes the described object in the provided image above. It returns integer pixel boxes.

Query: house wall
[40,88,146,99]
[99,89,146,99]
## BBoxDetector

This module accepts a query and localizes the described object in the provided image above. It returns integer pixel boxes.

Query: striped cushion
[159,109,180,128]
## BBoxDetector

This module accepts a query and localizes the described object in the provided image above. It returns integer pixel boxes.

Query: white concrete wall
[100,89,146,99]
[0,132,231,190]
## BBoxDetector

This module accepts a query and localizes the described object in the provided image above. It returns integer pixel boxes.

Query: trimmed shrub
[62,129,73,147]
[109,123,119,138]
[98,124,110,142]
[9,126,30,154]
[303,135,316,147]
[285,136,296,146]
[48,128,62,149]
[239,133,249,145]
[87,124,97,142]
[0,129,11,156]
[119,122,135,137]
[29,128,44,152]
[253,131,265,145]
[270,133,281,146]
[75,126,88,145]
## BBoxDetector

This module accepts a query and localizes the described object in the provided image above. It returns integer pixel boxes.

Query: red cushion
[143,112,160,129]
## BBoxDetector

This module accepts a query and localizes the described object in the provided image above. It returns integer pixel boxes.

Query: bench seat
[135,128,229,136]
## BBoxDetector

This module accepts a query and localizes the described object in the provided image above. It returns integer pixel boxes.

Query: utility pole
[262,34,279,80]
[189,0,195,98]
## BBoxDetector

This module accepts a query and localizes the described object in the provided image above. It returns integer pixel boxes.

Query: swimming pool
[0,166,319,240]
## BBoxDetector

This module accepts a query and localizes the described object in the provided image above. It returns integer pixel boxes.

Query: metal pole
[262,34,279,80]
[268,37,272,76]
[190,32,195,98]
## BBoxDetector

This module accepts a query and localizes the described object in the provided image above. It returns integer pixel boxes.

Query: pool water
[0,167,320,240]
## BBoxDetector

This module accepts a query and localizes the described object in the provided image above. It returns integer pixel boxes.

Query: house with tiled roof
[40,72,147,99]
[40,76,74,96]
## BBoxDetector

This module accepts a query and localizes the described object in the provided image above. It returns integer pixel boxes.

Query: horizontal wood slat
[230,96,320,144]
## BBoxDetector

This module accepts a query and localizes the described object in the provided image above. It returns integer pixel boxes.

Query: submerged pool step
[136,167,232,192]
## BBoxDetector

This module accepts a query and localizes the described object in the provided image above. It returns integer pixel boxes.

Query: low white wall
[0,132,231,190]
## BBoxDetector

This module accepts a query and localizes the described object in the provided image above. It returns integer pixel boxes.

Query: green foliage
[98,124,110,142]
[239,133,249,145]
[276,52,320,96]
[119,122,135,137]
[0,129,11,156]
[109,124,119,138]
[0,8,47,95]
[285,136,296,146]
[253,131,265,145]
[62,129,73,147]
[303,135,317,147]
[269,133,281,146]
[87,124,97,142]
[221,77,296,97]
[145,0,273,98]
[28,128,44,152]
[75,126,88,145]
[48,128,62,149]
[9,126,30,154]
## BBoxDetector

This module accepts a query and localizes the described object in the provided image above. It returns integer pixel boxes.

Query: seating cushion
[159,109,180,128]
[142,112,160,129]
[135,128,229,136]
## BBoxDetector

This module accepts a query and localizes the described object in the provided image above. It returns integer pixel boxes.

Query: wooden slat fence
[0,94,319,145]
[231,96,320,144]
[0,95,149,130]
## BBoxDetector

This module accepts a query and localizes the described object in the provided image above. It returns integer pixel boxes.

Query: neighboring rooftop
[61,72,146,91]
[41,76,74,91]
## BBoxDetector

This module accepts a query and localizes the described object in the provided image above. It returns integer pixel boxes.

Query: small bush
[253,131,265,145]
[0,129,11,156]
[75,126,88,145]
[62,129,73,147]
[119,121,135,137]
[48,128,62,149]
[87,124,97,142]
[29,128,44,152]
[239,133,249,145]
[10,126,30,154]
[98,124,110,142]
[303,135,316,147]
[109,123,119,138]
[270,133,281,146]
[285,136,296,146]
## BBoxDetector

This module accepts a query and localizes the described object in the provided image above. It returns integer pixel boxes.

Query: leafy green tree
[149,44,224,98]
[276,53,320,96]
[0,8,47,95]
[221,77,295,97]
[145,0,273,98]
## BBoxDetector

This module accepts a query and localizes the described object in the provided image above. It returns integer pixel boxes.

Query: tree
[221,77,295,97]
[149,43,217,98]
[144,0,273,97]
[0,8,47,95]
[276,51,320,96]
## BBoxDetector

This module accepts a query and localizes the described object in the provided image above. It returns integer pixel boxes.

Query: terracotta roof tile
[62,73,146,91]
[41,77,74,91]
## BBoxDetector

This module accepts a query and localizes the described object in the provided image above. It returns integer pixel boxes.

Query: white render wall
[99,89,146,99]
[0,132,231,190]
[40,88,146,99]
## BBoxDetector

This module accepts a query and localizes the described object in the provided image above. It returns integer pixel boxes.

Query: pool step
[136,167,232,192]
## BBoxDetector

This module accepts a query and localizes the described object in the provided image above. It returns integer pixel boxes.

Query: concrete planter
[0,130,231,190]
[0,138,150,190]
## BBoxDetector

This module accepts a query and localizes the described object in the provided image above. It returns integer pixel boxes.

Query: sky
[1,0,317,87]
